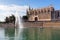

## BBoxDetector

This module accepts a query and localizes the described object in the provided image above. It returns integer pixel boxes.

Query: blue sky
[0,0,60,21]
[0,0,60,9]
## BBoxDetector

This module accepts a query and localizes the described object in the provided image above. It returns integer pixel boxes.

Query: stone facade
[22,6,60,27]
[27,6,60,21]
[23,21,60,27]
[55,10,60,20]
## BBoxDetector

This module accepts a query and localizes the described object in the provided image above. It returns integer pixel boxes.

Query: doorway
[35,17,38,21]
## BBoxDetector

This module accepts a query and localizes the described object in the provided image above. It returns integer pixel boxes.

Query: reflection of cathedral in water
[26,6,60,21]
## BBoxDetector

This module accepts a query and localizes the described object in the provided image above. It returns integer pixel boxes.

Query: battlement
[26,6,60,21]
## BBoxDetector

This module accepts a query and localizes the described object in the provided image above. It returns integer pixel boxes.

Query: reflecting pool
[0,27,60,40]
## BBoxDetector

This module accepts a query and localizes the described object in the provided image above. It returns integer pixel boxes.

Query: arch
[44,8,46,13]
[48,9,50,12]
[41,10,43,13]
[45,9,46,13]
[39,11,41,13]
[35,17,38,21]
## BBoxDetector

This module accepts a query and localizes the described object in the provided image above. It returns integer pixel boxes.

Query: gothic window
[35,11,37,15]
[29,11,34,15]
[44,10,46,13]
[41,10,43,13]
[32,11,34,14]
[48,10,50,12]
[39,11,40,14]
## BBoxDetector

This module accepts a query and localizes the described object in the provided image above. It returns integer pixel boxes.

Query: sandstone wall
[23,21,60,28]
[0,23,15,28]
[43,21,60,27]
[23,22,43,28]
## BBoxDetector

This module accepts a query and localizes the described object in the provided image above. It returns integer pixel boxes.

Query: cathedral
[26,6,60,21]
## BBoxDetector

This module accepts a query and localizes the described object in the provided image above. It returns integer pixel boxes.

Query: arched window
[35,17,38,21]
[48,10,50,12]
[35,11,37,15]
[41,10,43,13]
[44,8,46,13]
[44,10,46,13]
[39,11,40,14]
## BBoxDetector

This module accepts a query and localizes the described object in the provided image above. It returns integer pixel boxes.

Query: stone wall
[43,21,60,27]
[0,23,15,28]
[23,21,60,28]
[23,22,43,27]
[27,6,54,21]
[38,13,51,21]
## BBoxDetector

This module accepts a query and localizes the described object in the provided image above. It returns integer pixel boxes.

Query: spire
[29,6,31,10]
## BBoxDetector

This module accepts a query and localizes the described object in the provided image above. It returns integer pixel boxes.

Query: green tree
[9,15,15,24]
[22,16,28,21]
[5,15,15,24]
[5,17,9,23]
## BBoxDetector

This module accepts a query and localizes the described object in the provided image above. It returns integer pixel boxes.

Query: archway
[35,17,38,21]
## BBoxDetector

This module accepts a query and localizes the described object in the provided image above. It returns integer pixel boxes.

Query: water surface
[0,27,60,40]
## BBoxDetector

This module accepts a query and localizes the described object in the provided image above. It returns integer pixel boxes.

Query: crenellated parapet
[22,5,60,28]
[26,5,55,21]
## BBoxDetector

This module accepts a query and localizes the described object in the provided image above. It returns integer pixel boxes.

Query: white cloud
[0,5,29,22]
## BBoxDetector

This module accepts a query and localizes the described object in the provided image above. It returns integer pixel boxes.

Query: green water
[19,27,60,40]
[0,27,60,40]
